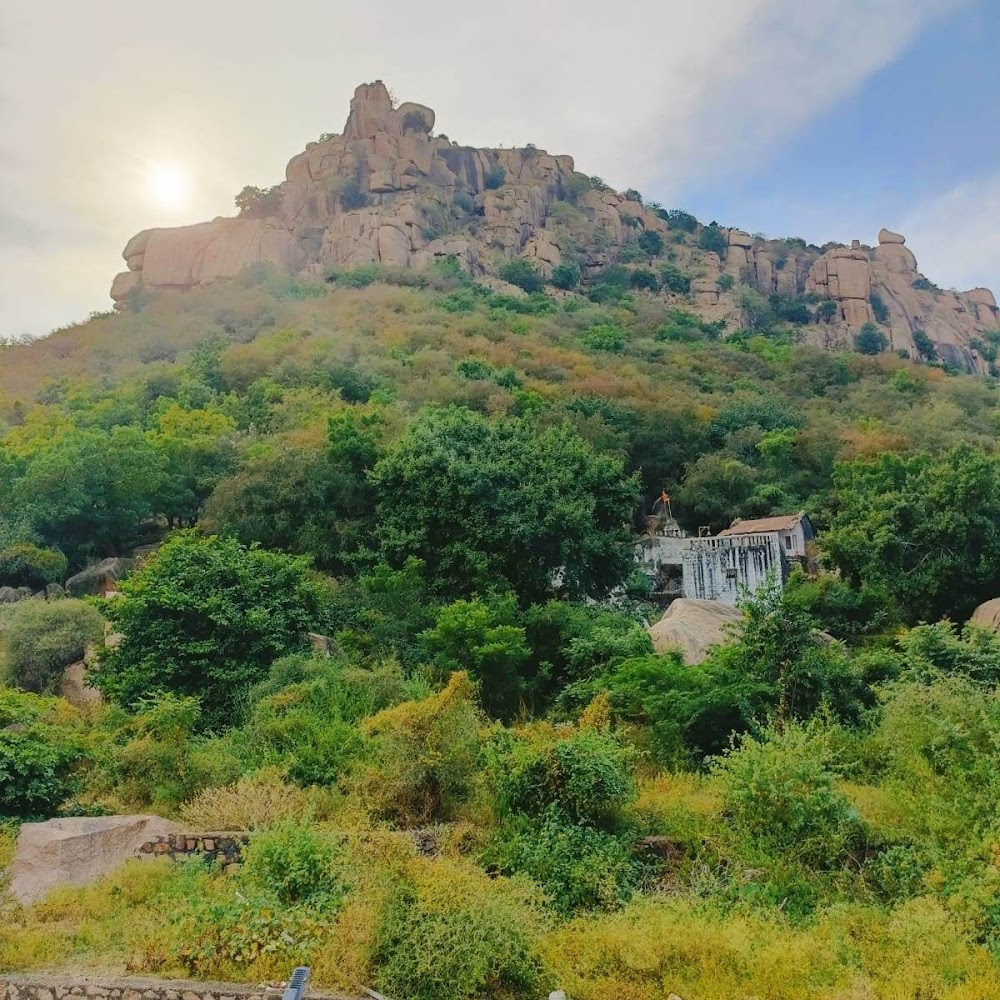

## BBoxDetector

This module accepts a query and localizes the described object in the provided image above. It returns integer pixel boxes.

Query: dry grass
[178,767,322,830]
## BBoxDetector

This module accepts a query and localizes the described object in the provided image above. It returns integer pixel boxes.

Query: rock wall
[138,832,250,868]
[0,975,352,1000]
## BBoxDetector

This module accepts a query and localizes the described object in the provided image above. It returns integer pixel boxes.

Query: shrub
[402,110,431,133]
[486,807,640,914]
[452,191,474,214]
[637,230,664,257]
[714,723,864,869]
[870,291,890,324]
[499,258,544,294]
[550,262,581,290]
[581,324,628,353]
[817,299,839,322]
[179,768,317,831]
[563,173,591,203]
[1,598,104,693]
[912,327,938,360]
[359,672,482,826]
[717,273,734,291]
[484,164,506,190]
[93,533,328,729]
[855,323,888,355]
[0,688,85,818]
[660,208,698,232]
[698,223,728,256]
[490,726,637,827]
[420,596,530,719]
[235,185,281,217]
[371,856,545,1000]
[912,276,939,292]
[241,819,347,907]
[0,542,67,589]
[629,269,659,292]
[659,264,691,294]
[338,177,368,210]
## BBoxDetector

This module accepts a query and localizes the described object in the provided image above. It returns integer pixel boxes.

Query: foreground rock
[971,598,1000,632]
[647,598,743,664]
[9,815,181,904]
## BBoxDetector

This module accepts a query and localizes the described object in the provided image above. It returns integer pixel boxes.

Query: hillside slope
[109,80,999,372]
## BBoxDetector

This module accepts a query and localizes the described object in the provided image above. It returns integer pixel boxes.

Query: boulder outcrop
[647,598,743,664]
[971,598,1000,632]
[108,80,999,374]
[9,815,182,904]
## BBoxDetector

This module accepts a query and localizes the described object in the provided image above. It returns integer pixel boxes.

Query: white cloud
[0,0,971,335]
[901,170,1000,292]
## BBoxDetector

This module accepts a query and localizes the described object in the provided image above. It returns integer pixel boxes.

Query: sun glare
[145,162,191,209]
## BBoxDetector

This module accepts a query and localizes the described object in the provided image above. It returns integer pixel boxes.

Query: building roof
[719,512,808,536]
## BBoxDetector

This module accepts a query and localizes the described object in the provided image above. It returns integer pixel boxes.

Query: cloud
[901,170,1000,292]
[0,0,972,334]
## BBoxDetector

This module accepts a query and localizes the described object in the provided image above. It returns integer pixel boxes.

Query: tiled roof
[719,512,806,535]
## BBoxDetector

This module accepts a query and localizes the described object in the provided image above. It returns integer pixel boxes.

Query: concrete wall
[682,532,786,605]
[0,975,353,1000]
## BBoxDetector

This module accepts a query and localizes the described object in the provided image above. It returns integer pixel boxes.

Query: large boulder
[64,556,132,597]
[647,598,743,664]
[9,815,182,904]
[971,598,1000,632]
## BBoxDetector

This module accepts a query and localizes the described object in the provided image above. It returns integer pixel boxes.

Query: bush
[338,177,368,210]
[370,856,545,1000]
[359,672,482,826]
[698,224,728,256]
[637,231,664,257]
[0,542,67,589]
[484,164,506,190]
[235,185,281,217]
[659,264,691,294]
[550,262,581,290]
[714,724,865,869]
[499,258,544,294]
[179,768,317,830]
[486,807,640,914]
[629,269,659,292]
[660,208,698,232]
[581,324,628,353]
[717,273,734,291]
[93,533,329,729]
[490,726,637,827]
[870,292,890,324]
[1,598,104,693]
[855,323,888,355]
[241,819,347,907]
[817,299,839,322]
[0,688,85,818]
[912,327,938,361]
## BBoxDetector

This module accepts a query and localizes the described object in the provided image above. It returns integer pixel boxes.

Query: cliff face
[111,81,999,371]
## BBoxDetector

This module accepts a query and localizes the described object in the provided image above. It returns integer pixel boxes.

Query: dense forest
[5,261,1000,999]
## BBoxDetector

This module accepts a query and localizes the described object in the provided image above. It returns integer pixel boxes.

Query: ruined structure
[682,532,788,606]
[111,81,1000,373]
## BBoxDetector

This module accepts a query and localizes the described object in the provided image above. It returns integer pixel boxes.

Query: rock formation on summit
[111,80,1000,373]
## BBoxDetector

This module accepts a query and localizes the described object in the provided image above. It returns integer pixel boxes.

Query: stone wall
[0,975,353,1000]
[137,832,250,868]
[682,532,787,605]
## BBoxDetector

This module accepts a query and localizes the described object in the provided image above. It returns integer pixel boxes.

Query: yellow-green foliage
[542,896,1000,1000]
[357,672,484,826]
[178,767,321,830]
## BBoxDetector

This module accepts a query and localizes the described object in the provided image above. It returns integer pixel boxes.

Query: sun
[145,162,191,209]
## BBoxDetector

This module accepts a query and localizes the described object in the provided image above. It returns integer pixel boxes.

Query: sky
[1,0,997,338]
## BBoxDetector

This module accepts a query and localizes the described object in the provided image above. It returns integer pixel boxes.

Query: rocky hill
[111,81,999,373]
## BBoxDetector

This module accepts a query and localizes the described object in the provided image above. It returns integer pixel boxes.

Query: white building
[682,531,787,606]
[719,511,814,560]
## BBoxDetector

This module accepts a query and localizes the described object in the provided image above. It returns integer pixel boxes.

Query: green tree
[698,223,728,256]
[855,323,888,355]
[14,427,165,565]
[825,446,1000,623]
[420,595,531,719]
[637,230,664,257]
[550,262,581,290]
[370,407,639,604]
[93,532,328,728]
[499,259,544,294]
[148,404,238,527]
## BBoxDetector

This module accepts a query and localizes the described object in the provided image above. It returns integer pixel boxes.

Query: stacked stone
[1,975,350,1000]
[137,832,250,869]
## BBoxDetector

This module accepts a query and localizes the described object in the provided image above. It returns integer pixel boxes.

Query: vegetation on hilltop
[3,263,1000,997]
